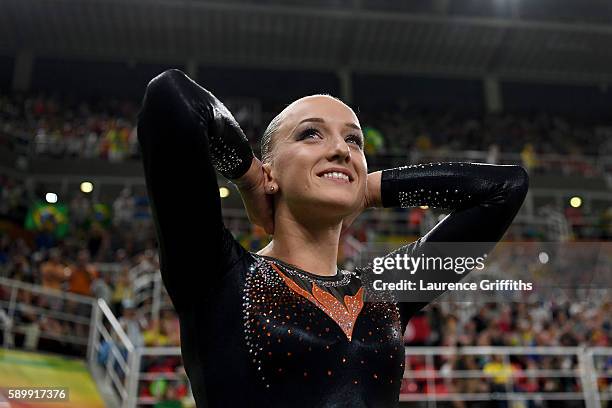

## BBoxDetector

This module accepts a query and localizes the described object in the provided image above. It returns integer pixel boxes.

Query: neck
[256,205,342,277]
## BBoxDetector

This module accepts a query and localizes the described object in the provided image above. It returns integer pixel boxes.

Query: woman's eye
[298,127,321,140]
[346,135,364,148]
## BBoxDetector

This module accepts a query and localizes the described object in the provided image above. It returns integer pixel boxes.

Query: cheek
[355,155,368,196]
[275,151,313,188]
[355,154,368,180]
[357,150,368,174]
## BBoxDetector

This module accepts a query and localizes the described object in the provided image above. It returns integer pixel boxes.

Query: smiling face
[262,95,368,224]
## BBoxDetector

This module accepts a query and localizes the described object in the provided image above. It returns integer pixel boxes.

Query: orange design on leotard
[269,262,364,341]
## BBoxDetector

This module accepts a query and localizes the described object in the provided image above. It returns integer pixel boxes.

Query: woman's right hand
[232,157,275,235]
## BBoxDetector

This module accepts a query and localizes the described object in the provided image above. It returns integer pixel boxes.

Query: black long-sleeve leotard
[137,69,529,408]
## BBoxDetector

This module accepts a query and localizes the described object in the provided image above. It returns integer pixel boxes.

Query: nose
[327,134,351,163]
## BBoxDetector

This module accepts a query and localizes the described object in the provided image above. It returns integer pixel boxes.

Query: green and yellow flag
[24,201,69,238]
[91,203,112,228]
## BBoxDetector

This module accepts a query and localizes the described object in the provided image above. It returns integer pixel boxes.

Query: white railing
[0,276,94,351]
[401,346,611,408]
[130,269,166,324]
[87,298,189,408]
[587,347,612,408]
[88,298,136,408]
[3,277,609,407]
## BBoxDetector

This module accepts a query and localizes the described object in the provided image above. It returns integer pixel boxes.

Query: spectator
[143,318,166,347]
[91,271,113,305]
[69,193,92,229]
[160,310,180,346]
[67,249,98,297]
[13,290,41,350]
[40,248,68,291]
[112,266,135,316]
[119,299,145,348]
[483,354,513,407]
[521,143,538,174]
[113,187,135,228]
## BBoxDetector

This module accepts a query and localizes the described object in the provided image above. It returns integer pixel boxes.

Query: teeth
[322,172,349,181]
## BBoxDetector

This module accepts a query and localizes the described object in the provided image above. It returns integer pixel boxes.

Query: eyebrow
[298,117,362,132]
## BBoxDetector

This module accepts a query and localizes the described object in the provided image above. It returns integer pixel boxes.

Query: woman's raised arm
[360,162,529,332]
[137,69,254,313]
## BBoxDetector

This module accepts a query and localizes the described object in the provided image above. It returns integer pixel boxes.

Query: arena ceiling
[2,0,612,84]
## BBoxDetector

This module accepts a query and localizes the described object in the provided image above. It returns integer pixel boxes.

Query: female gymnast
[137,69,529,407]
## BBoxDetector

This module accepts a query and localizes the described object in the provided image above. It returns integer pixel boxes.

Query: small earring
[270,186,275,192]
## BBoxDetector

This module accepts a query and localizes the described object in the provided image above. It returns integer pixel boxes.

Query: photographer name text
[372,279,533,292]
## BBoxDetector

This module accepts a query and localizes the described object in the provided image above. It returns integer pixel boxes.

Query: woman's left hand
[341,171,382,233]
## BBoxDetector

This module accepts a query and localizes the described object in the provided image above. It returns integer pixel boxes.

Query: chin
[310,194,357,214]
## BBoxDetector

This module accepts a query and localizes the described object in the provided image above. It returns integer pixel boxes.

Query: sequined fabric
[243,254,405,401]
[380,161,527,212]
[142,69,253,180]
[269,261,364,341]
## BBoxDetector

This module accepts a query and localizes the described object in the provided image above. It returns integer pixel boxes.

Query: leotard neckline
[253,253,345,281]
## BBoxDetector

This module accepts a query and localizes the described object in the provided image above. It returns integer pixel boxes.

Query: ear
[262,162,277,193]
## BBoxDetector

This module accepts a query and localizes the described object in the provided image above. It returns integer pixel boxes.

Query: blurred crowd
[0,92,263,162]
[0,174,157,262]
[407,301,610,349]
[0,93,140,162]
[358,108,612,157]
[0,242,178,349]
[0,240,190,406]
[2,93,612,177]
[1,90,611,406]
[401,300,611,406]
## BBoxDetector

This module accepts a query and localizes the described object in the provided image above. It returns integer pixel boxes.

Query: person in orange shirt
[40,248,68,291]
[67,249,98,297]
[66,249,99,338]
